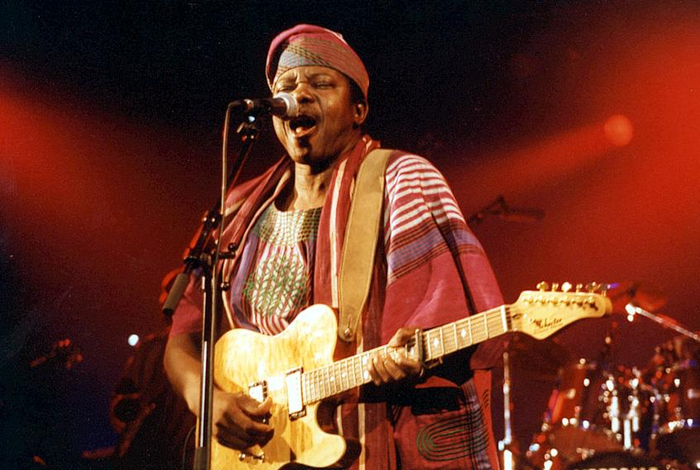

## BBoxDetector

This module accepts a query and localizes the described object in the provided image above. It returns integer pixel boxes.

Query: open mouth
[289,115,317,137]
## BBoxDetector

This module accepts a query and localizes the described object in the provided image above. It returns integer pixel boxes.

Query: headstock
[510,282,612,340]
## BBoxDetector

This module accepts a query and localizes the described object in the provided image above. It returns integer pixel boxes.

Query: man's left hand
[368,328,423,386]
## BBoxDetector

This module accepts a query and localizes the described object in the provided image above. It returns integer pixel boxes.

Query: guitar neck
[301,305,512,405]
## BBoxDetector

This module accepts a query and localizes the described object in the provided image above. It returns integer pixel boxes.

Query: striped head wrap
[266,24,369,99]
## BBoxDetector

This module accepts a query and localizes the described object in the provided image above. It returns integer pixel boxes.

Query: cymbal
[651,333,700,366]
[607,281,667,314]
[506,333,571,380]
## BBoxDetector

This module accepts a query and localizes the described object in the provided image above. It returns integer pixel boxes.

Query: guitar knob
[537,281,550,291]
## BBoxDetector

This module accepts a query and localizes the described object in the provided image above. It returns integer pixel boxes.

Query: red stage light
[604,114,634,147]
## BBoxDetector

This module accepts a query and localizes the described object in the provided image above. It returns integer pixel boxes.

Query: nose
[291,81,314,104]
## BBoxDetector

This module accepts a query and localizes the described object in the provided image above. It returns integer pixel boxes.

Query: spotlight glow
[128,334,140,347]
[604,114,634,147]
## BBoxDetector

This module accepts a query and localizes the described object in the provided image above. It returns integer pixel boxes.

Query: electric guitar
[212,282,612,469]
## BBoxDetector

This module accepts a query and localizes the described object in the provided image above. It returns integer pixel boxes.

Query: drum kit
[500,283,700,470]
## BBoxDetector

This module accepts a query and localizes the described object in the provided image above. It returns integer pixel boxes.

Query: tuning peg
[551,282,560,292]
[575,283,584,292]
[561,282,573,293]
[585,282,599,293]
[598,283,610,295]
[537,281,550,291]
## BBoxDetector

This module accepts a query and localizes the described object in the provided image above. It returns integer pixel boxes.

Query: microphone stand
[467,195,544,225]
[625,304,700,343]
[162,106,265,470]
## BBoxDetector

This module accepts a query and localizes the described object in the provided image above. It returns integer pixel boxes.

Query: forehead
[274,66,346,85]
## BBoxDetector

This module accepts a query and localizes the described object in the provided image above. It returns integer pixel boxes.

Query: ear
[353,101,369,126]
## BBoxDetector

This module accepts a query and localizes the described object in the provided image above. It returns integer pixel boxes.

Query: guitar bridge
[286,367,306,420]
[239,450,265,462]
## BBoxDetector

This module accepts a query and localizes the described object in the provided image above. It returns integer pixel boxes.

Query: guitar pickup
[248,380,268,403]
[286,367,306,420]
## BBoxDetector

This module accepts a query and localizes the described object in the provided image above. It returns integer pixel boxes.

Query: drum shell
[564,451,661,470]
[660,364,700,426]
[537,361,624,462]
[652,364,700,464]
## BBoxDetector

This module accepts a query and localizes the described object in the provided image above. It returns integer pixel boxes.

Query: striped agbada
[171,136,504,469]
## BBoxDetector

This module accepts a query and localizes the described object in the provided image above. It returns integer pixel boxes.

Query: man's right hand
[211,390,274,450]
[163,333,274,451]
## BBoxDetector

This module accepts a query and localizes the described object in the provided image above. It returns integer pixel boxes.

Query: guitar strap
[338,148,394,343]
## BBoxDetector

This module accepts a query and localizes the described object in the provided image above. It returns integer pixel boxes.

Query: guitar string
[302,295,602,403]
[303,305,522,404]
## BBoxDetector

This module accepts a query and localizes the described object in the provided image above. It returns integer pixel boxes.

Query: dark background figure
[0,228,83,468]
[109,327,196,470]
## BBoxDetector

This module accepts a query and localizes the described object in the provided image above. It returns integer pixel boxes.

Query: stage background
[1,0,699,464]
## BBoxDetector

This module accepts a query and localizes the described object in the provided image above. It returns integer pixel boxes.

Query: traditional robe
[172,136,504,469]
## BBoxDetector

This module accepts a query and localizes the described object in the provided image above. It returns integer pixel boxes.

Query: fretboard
[301,304,513,405]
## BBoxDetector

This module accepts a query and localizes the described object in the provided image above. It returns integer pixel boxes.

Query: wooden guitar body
[214,304,348,469]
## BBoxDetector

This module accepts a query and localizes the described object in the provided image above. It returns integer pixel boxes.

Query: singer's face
[272,66,367,168]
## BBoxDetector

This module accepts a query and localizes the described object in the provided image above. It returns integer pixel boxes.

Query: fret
[458,320,468,346]
[328,364,335,396]
[330,364,337,396]
[355,355,363,387]
[342,361,348,391]
[483,313,489,339]
[426,330,433,361]
[331,364,338,395]
[348,357,355,389]
[439,327,445,356]
[501,305,508,333]
[350,357,356,389]
[361,353,370,384]
[352,355,360,387]
[323,365,329,399]
[308,371,316,404]
[311,374,316,402]
[452,322,459,351]
[302,375,308,405]
[314,369,320,402]
[305,372,311,404]
[338,363,344,393]
[468,317,473,345]
[336,360,343,392]
[430,333,438,360]
[309,370,318,401]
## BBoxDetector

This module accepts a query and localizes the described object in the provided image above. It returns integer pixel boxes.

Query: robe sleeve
[381,154,504,370]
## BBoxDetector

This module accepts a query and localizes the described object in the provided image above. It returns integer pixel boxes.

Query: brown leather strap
[338,148,394,342]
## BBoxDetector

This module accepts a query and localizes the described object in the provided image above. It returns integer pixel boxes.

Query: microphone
[227,92,298,119]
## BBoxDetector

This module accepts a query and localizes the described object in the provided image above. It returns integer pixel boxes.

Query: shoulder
[385,152,442,181]
[381,151,454,202]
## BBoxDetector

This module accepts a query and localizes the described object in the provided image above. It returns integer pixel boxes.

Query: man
[164,24,503,469]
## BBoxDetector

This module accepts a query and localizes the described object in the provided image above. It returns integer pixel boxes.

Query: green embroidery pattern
[242,254,308,317]
[415,411,488,461]
[243,205,321,317]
